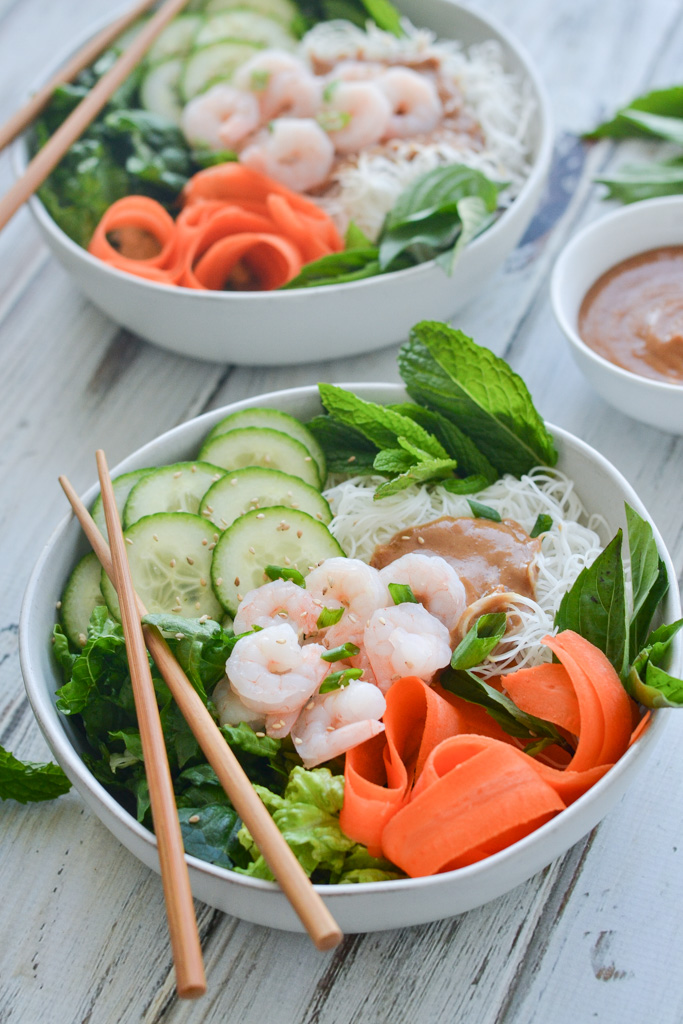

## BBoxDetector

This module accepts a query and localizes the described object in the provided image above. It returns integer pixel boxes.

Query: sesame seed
[305,701,315,710]
[202,538,208,546]
[401,535,410,541]
[78,633,87,647]
[153,534,159,542]
[200,579,207,587]
[418,536,425,545]
[220,518,228,527]
[188,814,200,824]
[191,466,197,474]
[255,731,265,738]
[264,455,271,463]
[379,617,386,625]
[169,558,176,568]
[213,533,219,541]
[248,546,255,555]
[175,595,181,604]
[125,537,133,545]
[297,530,303,538]
[277,521,290,532]
[172,608,181,614]
[195,602,201,610]
[186,556,194,565]
[276,638,286,644]
[326,726,335,733]
[230,478,238,486]
[284,556,291,565]
[278,610,288,618]
[304,456,312,462]
[202,509,211,517]
[293,736,302,745]
[208,542,216,551]
[216,577,223,586]
[206,505,214,513]
[199,615,209,623]
[175,633,184,640]
[55,601,62,609]
[212,473,220,481]
[256,513,265,519]
[173,471,182,479]
[291,503,299,510]
[234,576,240,586]
[349,613,358,623]
[347,455,356,463]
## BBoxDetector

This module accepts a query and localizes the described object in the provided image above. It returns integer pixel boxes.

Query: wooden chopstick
[0,0,161,153]
[0,0,192,234]
[95,452,207,999]
[59,474,344,953]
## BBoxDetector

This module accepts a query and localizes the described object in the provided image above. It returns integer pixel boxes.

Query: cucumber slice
[60,552,106,647]
[195,11,296,49]
[200,466,332,530]
[101,513,223,621]
[204,408,326,481]
[181,41,262,100]
[91,468,155,540]
[199,427,321,488]
[211,506,345,613]
[203,0,299,28]
[140,58,185,124]
[147,14,205,63]
[123,461,226,527]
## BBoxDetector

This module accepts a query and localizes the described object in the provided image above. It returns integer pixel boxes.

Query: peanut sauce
[578,246,683,384]
[370,516,540,604]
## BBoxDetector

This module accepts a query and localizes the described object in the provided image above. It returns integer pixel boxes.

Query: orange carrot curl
[342,631,641,877]
[87,164,343,291]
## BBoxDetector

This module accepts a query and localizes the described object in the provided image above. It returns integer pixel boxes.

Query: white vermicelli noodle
[324,468,608,677]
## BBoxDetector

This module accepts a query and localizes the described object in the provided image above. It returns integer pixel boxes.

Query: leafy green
[388,402,498,484]
[282,248,381,289]
[295,0,404,35]
[587,86,683,139]
[596,157,683,204]
[399,322,558,475]
[626,621,683,707]
[0,746,71,804]
[378,165,502,272]
[305,415,379,474]
[450,613,507,670]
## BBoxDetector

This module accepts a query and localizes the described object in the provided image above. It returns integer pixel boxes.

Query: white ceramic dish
[551,195,683,434]
[14,0,552,365]
[19,384,680,933]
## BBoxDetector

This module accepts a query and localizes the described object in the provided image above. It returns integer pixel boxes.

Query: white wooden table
[2,1,683,1021]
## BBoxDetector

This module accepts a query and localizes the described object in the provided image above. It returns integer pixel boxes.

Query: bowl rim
[550,195,683,395]
[19,382,679,900]
[12,0,554,300]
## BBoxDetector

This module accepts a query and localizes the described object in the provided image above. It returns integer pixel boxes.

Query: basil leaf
[625,504,669,653]
[626,620,683,707]
[435,196,497,275]
[620,108,683,145]
[320,668,363,693]
[321,642,360,662]
[440,668,572,752]
[596,157,683,204]
[467,499,501,522]
[317,606,344,629]
[530,514,553,538]
[0,746,72,804]
[265,565,306,588]
[282,248,380,289]
[344,220,374,249]
[555,531,628,677]
[450,613,507,670]
[387,582,419,605]
[399,322,557,476]
[587,86,683,139]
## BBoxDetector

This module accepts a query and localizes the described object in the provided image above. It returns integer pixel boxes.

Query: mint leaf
[318,383,449,458]
[399,322,557,476]
[0,746,71,803]
[373,453,459,498]
[305,415,378,475]
[388,403,498,483]
[555,531,628,677]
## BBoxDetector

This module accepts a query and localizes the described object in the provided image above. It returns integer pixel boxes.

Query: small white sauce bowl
[13,0,552,365]
[19,384,680,933]
[551,195,683,434]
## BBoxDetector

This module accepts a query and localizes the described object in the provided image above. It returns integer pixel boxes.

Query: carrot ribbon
[87,164,343,290]
[342,630,640,876]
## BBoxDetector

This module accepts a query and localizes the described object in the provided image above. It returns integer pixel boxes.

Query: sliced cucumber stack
[200,466,332,530]
[147,13,205,63]
[203,0,300,28]
[205,408,326,481]
[211,506,344,613]
[199,427,322,488]
[90,467,155,540]
[181,40,262,100]
[123,461,225,527]
[60,552,107,647]
[194,10,297,49]
[101,513,223,621]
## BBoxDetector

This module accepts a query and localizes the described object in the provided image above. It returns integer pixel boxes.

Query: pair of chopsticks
[60,458,343,999]
[0,0,193,232]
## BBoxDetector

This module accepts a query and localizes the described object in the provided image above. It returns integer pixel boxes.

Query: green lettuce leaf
[0,746,71,804]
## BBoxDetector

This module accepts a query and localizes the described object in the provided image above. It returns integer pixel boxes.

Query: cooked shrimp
[239,118,335,192]
[329,60,385,82]
[181,84,261,151]
[233,50,322,121]
[364,603,452,690]
[233,579,321,638]
[320,80,391,154]
[379,553,467,630]
[377,67,443,139]
[226,622,329,714]
[212,675,265,728]
[305,557,391,630]
[291,679,386,768]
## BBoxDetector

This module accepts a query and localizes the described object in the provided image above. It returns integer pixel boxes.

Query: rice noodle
[324,468,608,676]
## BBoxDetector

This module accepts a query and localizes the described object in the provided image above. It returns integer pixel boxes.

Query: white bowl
[551,196,683,433]
[14,0,552,365]
[19,384,680,933]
